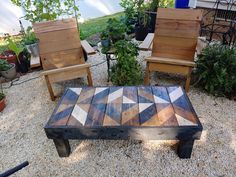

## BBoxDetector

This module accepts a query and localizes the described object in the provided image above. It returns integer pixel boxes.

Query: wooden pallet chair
[144,8,203,91]
[33,18,95,101]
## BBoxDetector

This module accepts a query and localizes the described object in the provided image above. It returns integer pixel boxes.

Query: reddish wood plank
[122,104,140,126]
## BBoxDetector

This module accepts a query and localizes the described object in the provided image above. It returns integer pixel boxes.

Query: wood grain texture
[33,18,77,33]
[81,40,96,55]
[139,33,154,51]
[157,8,202,21]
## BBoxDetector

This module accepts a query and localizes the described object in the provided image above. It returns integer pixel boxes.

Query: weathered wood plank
[77,87,95,104]
[123,87,138,103]
[85,103,106,126]
[139,33,154,51]
[104,103,122,126]
[138,87,154,103]
[167,86,198,126]
[121,103,140,126]
[48,89,79,126]
[92,87,109,104]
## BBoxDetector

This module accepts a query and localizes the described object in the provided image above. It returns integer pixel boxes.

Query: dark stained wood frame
[44,86,203,158]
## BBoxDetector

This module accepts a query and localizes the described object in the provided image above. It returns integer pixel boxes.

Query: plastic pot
[26,43,39,57]
[0,50,17,65]
[0,63,17,80]
[0,97,6,112]
[135,24,149,41]
[16,60,29,73]
[101,39,111,48]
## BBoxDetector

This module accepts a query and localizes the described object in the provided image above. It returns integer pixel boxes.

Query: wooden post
[144,63,150,85]
[53,139,71,157]
[44,75,55,101]
[177,139,195,159]
[87,68,93,86]
[185,68,192,92]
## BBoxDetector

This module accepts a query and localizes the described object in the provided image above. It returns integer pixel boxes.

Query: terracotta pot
[0,50,17,65]
[0,97,6,112]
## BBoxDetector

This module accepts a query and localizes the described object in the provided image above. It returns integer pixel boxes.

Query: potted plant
[100,31,110,48]
[135,0,150,41]
[0,82,6,112]
[111,40,142,85]
[23,27,39,58]
[107,18,126,43]
[0,50,17,65]
[0,59,17,80]
[7,38,30,73]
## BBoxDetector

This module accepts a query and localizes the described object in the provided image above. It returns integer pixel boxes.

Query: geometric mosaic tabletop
[46,86,200,128]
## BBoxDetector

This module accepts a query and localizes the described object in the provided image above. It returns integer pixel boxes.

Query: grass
[79,12,124,40]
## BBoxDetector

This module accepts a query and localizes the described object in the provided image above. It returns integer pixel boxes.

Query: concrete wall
[0,0,123,35]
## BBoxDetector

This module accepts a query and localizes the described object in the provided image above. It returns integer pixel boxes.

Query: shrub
[111,40,142,86]
[195,44,236,97]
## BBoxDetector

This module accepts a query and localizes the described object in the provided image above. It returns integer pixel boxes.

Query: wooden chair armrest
[145,56,195,67]
[81,40,96,55]
[41,63,90,76]
[139,33,154,51]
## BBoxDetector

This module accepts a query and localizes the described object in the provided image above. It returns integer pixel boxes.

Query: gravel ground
[0,50,236,177]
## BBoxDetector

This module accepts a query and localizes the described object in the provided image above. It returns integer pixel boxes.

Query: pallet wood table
[45,86,202,159]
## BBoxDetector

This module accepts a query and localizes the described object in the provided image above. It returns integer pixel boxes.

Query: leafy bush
[111,40,142,86]
[22,28,38,45]
[195,44,236,97]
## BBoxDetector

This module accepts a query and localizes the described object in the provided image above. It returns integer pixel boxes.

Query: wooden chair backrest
[152,8,203,61]
[33,18,84,70]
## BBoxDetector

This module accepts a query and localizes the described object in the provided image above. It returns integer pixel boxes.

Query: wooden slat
[145,56,195,67]
[41,48,84,70]
[167,86,198,126]
[77,87,95,104]
[41,63,90,75]
[92,87,109,104]
[139,33,154,51]
[121,103,139,126]
[157,8,203,21]
[37,28,81,54]
[103,87,123,126]
[152,36,197,60]
[123,87,138,103]
[148,63,190,75]
[156,19,200,38]
[33,18,77,33]
[48,67,88,83]
[48,89,79,126]
[85,104,106,126]
[138,87,154,103]
[81,40,96,55]
[151,87,178,126]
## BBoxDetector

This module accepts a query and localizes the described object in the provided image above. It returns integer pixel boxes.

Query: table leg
[53,139,71,157]
[106,54,110,82]
[177,139,194,159]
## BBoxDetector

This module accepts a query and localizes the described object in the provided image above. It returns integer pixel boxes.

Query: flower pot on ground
[7,38,30,73]
[0,94,5,112]
[0,82,6,112]
[0,50,17,65]
[135,24,149,41]
[17,49,31,73]
[23,30,39,57]
[0,60,17,80]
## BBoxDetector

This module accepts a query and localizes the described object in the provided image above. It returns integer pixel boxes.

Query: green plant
[111,40,142,86]
[22,28,38,45]
[7,38,24,64]
[0,60,12,71]
[195,44,236,97]
[107,18,127,42]
[11,0,79,23]
[100,31,109,40]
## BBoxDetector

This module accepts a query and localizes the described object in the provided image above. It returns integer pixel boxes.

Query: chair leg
[144,63,150,85]
[44,75,56,101]
[87,68,93,86]
[185,68,192,92]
